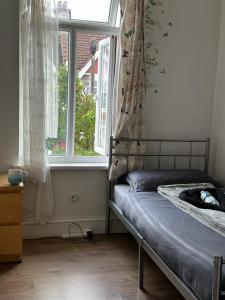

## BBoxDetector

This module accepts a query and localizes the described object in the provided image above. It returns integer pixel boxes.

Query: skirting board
[22,217,127,239]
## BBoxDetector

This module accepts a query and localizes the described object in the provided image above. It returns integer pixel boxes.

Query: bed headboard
[109,137,210,174]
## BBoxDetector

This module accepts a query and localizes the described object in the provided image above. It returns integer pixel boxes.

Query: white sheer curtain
[19,0,58,222]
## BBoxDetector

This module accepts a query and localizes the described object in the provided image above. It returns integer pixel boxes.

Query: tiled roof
[59,31,69,62]
[59,31,106,71]
[76,33,105,71]
[57,1,107,72]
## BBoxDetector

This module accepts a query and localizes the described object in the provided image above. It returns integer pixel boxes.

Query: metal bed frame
[106,136,225,300]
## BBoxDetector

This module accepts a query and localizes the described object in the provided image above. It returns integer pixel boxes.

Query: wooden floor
[0,234,183,300]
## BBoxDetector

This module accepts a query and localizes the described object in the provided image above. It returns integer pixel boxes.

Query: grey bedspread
[158,183,225,238]
[114,185,225,300]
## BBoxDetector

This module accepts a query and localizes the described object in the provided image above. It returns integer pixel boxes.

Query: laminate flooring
[0,234,184,300]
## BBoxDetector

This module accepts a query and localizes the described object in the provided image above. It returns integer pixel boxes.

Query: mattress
[114,184,225,300]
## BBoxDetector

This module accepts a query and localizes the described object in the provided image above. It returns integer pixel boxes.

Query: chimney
[57,1,63,11]
[63,1,68,11]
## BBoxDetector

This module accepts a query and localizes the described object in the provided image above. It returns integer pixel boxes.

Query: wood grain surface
[0,234,183,300]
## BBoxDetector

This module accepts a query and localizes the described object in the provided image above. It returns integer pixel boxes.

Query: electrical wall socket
[70,194,79,203]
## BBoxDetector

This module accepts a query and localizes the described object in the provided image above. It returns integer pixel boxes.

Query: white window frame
[48,3,119,164]
[95,37,111,155]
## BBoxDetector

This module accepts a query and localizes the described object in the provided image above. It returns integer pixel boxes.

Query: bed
[106,137,225,300]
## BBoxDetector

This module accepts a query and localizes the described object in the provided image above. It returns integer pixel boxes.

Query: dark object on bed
[125,169,220,192]
[179,188,225,211]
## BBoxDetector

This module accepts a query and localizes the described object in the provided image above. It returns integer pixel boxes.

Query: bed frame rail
[109,137,211,173]
[213,257,225,300]
[107,136,224,300]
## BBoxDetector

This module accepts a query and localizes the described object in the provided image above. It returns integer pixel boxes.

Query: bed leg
[138,242,144,289]
[106,205,111,236]
[212,256,223,300]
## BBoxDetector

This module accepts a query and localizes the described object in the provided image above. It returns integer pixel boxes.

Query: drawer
[0,192,22,224]
[0,225,22,257]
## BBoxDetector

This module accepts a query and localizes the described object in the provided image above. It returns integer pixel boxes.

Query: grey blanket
[158,183,225,238]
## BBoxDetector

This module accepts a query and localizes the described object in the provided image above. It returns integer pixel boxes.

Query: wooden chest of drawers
[0,173,23,262]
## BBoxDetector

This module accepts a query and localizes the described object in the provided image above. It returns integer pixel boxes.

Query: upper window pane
[56,0,111,23]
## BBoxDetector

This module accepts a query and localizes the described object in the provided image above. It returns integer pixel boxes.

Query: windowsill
[49,162,109,171]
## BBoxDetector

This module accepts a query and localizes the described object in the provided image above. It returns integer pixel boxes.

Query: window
[56,0,120,25]
[47,0,120,163]
[61,0,112,23]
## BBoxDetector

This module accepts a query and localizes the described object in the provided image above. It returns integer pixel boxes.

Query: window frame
[95,37,111,156]
[58,0,120,26]
[48,14,119,164]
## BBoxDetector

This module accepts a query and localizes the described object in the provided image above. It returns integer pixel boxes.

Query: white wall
[0,1,222,238]
[23,169,126,238]
[0,0,19,171]
[210,1,225,185]
[145,0,221,140]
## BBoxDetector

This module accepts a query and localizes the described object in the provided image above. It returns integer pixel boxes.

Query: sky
[67,0,111,22]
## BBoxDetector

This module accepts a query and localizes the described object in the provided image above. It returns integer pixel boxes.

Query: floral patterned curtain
[110,0,146,180]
